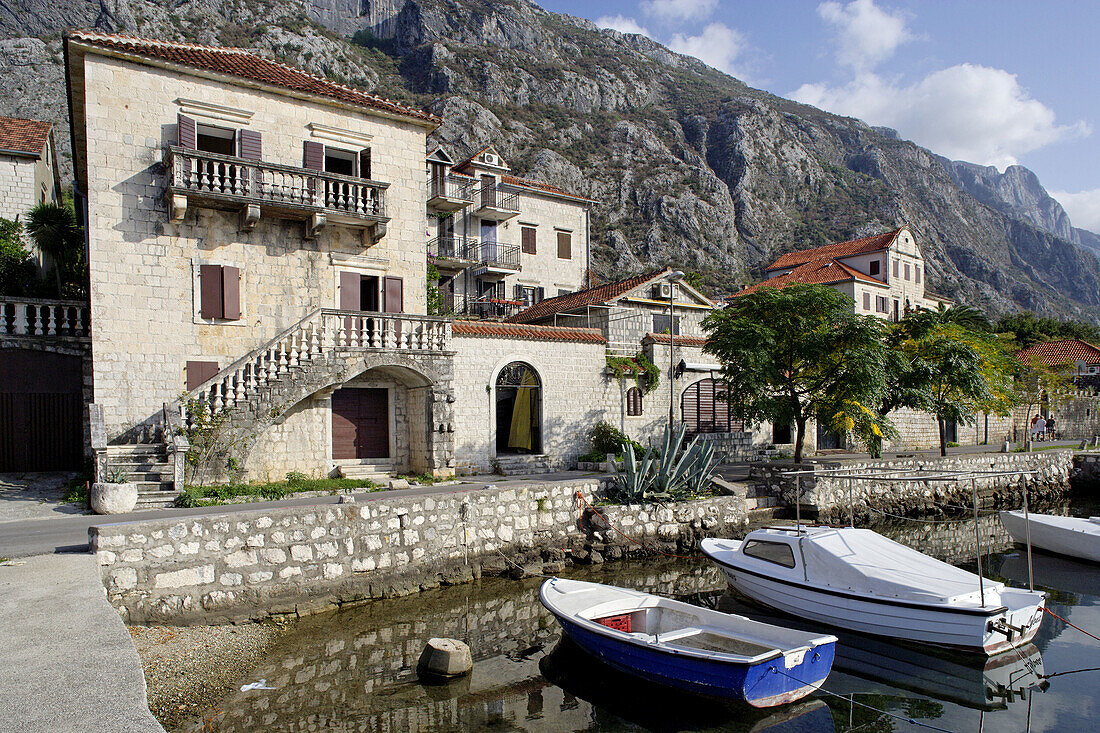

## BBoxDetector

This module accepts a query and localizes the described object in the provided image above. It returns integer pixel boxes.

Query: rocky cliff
[3,0,1099,319]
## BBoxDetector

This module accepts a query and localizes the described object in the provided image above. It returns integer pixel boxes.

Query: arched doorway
[681,378,743,435]
[496,362,542,454]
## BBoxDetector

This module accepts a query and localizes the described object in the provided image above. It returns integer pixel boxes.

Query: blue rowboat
[538,578,837,707]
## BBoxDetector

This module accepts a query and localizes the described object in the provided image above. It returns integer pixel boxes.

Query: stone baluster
[31,305,42,335]
[74,306,84,336]
[310,321,322,357]
[46,305,57,336]
[287,333,300,368]
[234,369,246,404]
[279,342,290,373]
[245,362,257,395]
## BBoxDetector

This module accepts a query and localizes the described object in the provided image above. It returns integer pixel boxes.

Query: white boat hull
[999,511,1100,563]
[705,540,1045,656]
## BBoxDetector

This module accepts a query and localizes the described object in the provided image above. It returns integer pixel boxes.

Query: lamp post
[666,270,685,430]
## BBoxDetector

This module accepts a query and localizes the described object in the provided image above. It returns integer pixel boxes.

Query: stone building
[733,226,949,319]
[0,114,63,269]
[426,145,595,319]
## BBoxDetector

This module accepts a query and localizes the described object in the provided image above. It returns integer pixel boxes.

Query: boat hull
[551,613,835,707]
[708,556,1043,655]
[1000,511,1100,563]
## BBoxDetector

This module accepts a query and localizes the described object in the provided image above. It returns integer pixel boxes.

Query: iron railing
[428,175,474,203]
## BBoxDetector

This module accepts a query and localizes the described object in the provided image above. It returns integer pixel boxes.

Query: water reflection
[180,516,1100,733]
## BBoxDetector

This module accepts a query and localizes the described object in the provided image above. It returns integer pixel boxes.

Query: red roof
[451,321,606,343]
[67,31,438,124]
[643,332,708,347]
[1016,339,1100,367]
[733,258,884,298]
[500,174,598,204]
[506,269,668,324]
[767,229,902,272]
[0,116,51,156]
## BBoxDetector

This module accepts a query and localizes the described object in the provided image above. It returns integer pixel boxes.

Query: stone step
[337,464,392,480]
[135,490,181,509]
[132,481,175,492]
[123,470,173,482]
[106,444,167,456]
[111,461,173,473]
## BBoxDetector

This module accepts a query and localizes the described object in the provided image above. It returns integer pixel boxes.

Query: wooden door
[331,388,389,459]
[0,349,83,471]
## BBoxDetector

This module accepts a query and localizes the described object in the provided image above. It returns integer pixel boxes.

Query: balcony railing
[468,240,521,270]
[446,294,524,319]
[167,146,389,223]
[473,183,519,219]
[0,298,89,339]
[427,175,474,210]
[428,235,475,262]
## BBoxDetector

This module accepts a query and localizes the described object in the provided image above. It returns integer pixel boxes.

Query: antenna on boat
[972,475,985,607]
[795,474,802,535]
[1022,474,1035,592]
[847,474,854,528]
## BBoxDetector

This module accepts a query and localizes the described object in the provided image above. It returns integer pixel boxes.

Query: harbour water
[179,502,1100,732]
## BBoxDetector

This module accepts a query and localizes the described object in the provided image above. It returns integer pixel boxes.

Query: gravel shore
[130,622,288,731]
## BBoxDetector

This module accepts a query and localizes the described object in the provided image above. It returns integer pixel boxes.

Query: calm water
[181,503,1100,732]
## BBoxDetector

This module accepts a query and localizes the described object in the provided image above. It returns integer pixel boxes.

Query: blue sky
[537,0,1100,232]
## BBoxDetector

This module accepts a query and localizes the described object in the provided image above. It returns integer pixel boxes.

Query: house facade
[426,145,594,319]
[0,114,63,269]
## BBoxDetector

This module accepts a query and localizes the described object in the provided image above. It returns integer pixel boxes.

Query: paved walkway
[0,553,164,732]
[0,472,88,523]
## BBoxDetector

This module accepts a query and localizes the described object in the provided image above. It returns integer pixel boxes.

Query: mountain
[3,0,1100,320]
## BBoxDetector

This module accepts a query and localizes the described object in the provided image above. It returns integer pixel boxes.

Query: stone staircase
[105,444,180,509]
[494,454,553,476]
[336,461,394,483]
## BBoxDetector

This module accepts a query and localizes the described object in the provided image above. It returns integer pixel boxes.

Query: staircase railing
[184,309,451,418]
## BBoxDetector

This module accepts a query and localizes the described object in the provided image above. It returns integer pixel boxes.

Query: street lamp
[666,270,685,429]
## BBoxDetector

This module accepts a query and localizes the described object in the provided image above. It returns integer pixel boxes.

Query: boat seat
[654,627,703,642]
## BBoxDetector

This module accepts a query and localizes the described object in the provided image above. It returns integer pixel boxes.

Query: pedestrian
[1047,417,1057,440]
[1035,416,1047,441]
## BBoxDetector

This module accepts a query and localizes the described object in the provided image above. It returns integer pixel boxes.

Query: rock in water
[418,637,473,678]
[90,482,137,514]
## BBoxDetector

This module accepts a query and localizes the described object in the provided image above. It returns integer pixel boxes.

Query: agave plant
[610,424,719,503]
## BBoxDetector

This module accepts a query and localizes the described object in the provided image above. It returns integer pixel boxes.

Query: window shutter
[521,226,536,254]
[177,114,197,149]
[557,231,571,259]
[536,286,545,303]
[199,265,224,319]
[238,130,262,161]
[915,265,921,284]
[339,272,361,311]
[222,266,241,320]
[359,148,371,179]
[185,361,220,391]
[303,140,324,170]
[863,292,870,310]
[383,276,403,313]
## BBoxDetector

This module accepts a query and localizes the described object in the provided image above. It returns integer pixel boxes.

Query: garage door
[0,349,83,471]
[331,388,389,459]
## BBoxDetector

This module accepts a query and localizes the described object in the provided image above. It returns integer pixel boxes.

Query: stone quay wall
[752,450,1073,524]
[90,478,748,624]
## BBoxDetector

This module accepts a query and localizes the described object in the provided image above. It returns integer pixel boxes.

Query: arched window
[495,362,541,454]
[681,378,743,435]
[626,387,643,416]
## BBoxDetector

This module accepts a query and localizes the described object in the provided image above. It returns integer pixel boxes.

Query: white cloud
[642,0,718,23]
[1051,189,1100,233]
[792,64,1089,168]
[668,23,747,78]
[597,15,652,37]
[818,0,912,72]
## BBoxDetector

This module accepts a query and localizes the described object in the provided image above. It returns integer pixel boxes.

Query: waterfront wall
[752,450,1073,523]
[90,478,748,624]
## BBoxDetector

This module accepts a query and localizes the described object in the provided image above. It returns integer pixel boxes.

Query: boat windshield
[742,539,796,568]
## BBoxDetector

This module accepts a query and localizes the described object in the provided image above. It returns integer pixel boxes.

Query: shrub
[590,421,632,456]
[285,471,307,486]
[260,484,290,501]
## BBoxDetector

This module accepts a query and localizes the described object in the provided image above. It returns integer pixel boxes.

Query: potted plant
[90,464,137,514]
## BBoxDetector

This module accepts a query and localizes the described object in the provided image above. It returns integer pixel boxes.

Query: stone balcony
[427,175,474,213]
[472,183,519,221]
[165,146,390,242]
[0,297,90,344]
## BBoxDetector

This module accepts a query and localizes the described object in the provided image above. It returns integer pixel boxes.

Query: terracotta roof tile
[499,173,598,204]
[1016,339,1100,366]
[67,31,438,124]
[767,229,902,271]
[643,332,708,347]
[451,320,606,343]
[732,257,884,298]
[506,269,669,324]
[0,116,51,156]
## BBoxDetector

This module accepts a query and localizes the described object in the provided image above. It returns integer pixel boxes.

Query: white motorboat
[999,511,1100,563]
[701,526,1046,655]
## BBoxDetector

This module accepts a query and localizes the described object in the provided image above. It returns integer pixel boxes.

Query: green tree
[903,309,1016,456]
[995,311,1100,349]
[0,217,37,296]
[25,201,84,297]
[1014,355,1073,444]
[702,285,889,462]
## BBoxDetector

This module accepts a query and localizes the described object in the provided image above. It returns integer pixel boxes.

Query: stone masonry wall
[0,155,36,224]
[90,478,748,624]
[752,450,1072,523]
[79,53,432,438]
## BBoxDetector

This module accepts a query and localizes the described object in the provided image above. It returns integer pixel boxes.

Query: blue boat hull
[553,614,836,707]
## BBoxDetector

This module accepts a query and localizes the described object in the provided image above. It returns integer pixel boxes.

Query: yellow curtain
[507,370,538,451]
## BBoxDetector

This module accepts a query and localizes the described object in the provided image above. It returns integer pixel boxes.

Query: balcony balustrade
[0,298,89,339]
[428,235,475,265]
[468,240,521,271]
[166,147,390,239]
[427,175,474,212]
[473,183,519,221]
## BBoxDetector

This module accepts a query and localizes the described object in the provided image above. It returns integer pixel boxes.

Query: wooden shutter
[238,129,262,161]
[863,292,870,310]
[185,361,220,391]
[536,286,545,303]
[521,226,536,254]
[557,231,571,259]
[359,148,371,179]
[303,140,324,170]
[177,114,197,149]
[627,387,642,416]
[383,276,403,313]
[340,272,361,311]
[222,266,241,320]
[199,264,224,319]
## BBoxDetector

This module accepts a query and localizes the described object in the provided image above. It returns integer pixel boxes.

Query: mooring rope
[574,492,706,561]
[1043,607,1100,643]
[769,668,955,733]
